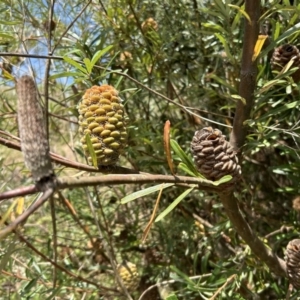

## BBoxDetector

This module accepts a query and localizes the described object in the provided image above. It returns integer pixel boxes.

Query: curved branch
[219,192,287,277]
[224,0,287,277]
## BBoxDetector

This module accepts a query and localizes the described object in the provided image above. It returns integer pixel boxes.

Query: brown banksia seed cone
[16,75,54,188]
[78,85,128,166]
[191,127,241,183]
[43,20,56,32]
[117,261,140,292]
[271,44,300,82]
[286,239,300,289]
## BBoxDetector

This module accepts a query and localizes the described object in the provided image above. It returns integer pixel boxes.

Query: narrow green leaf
[83,58,92,73]
[214,0,229,19]
[206,74,237,93]
[63,56,87,73]
[231,5,243,31]
[257,101,298,121]
[0,199,17,227]
[63,48,82,56]
[23,278,38,292]
[0,20,21,25]
[258,79,286,94]
[120,87,137,93]
[166,295,179,300]
[170,265,195,285]
[178,163,198,177]
[155,187,194,222]
[115,69,127,89]
[231,94,246,104]
[212,175,232,186]
[274,21,281,40]
[91,45,114,67]
[201,251,211,274]
[85,134,98,168]
[0,32,14,39]
[279,58,297,75]
[49,72,85,80]
[170,139,204,178]
[215,33,234,62]
[0,238,17,271]
[121,183,174,204]
[202,22,226,33]
[228,4,250,23]
[276,21,300,44]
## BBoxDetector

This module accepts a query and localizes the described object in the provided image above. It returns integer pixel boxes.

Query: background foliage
[0,0,300,299]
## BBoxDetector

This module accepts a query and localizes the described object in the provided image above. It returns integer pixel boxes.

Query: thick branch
[57,174,220,191]
[0,174,222,201]
[230,0,260,152]
[226,1,287,277]
[219,192,287,277]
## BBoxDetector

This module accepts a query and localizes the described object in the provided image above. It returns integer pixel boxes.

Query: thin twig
[265,226,294,240]
[50,196,58,288]
[93,186,117,263]
[0,270,103,293]
[52,1,92,52]
[58,191,95,243]
[11,228,116,293]
[142,184,164,242]
[0,185,37,200]
[85,187,133,300]
[0,52,230,127]
[0,194,115,293]
[46,1,57,288]
[0,188,54,238]
[192,213,236,254]
[209,274,236,300]
[44,0,55,141]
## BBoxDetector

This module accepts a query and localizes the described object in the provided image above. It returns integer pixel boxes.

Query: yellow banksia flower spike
[78,85,128,167]
[117,261,140,292]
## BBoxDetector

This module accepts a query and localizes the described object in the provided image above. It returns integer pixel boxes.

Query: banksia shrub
[286,239,300,289]
[78,85,128,166]
[16,75,55,189]
[191,127,241,183]
[117,261,140,292]
[271,44,300,82]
